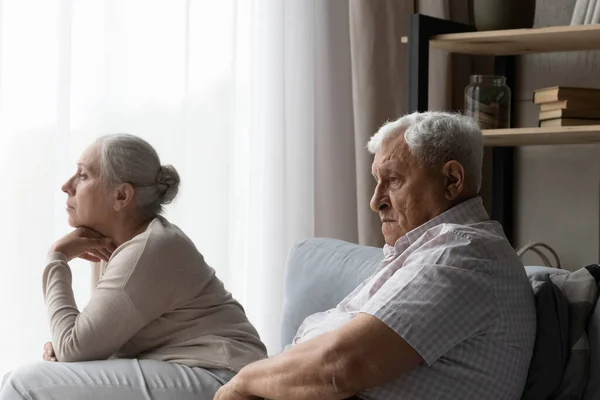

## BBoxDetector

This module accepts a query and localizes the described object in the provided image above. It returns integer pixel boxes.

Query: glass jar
[464,75,511,129]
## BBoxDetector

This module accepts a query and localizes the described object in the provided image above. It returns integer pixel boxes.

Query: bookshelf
[404,15,600,244]
[403,23,600,147]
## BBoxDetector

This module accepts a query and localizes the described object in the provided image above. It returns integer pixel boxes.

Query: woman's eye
[78,173,87,180]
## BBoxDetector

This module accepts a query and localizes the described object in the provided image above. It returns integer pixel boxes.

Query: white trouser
[0,358,235,400]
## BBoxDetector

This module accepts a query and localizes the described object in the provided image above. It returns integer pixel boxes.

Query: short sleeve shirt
[292,197,537,400]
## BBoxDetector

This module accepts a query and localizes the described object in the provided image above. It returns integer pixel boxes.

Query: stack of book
[534,86,600,127]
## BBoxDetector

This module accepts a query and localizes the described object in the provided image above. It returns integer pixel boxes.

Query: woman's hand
[43,341,57,362]
[50,227,116,263]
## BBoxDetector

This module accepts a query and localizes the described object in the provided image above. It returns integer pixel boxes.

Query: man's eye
[389,176,401,183]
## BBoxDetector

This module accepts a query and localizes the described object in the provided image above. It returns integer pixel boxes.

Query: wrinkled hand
[213,379,259,400]
[42,341,57,362]
[50,227,116,263]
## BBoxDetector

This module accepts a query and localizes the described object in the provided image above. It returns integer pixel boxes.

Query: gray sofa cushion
[521,269,570,400]
[550,266,599,400]
[584,295,600,400]
[280,238,382,347]
[581,265,600,400]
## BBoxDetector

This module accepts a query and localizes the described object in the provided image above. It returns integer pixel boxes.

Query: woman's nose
[61,179,74,195]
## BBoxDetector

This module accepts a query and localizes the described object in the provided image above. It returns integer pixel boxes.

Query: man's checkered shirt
[292,196,537,400]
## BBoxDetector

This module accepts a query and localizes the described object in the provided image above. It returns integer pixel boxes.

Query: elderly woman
[0,134,267,400]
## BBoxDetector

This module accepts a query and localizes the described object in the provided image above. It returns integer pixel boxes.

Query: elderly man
[215,111,536,400]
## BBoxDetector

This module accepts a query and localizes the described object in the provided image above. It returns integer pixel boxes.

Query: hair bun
[156,164,180,204]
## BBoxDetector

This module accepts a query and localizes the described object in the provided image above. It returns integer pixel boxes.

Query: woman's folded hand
[49,227,117,263]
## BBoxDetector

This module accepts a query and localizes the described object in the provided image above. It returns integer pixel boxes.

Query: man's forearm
[223,314,422,399]
[233,334,356,400]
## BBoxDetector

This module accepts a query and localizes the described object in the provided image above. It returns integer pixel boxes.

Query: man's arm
[216,312,423,400]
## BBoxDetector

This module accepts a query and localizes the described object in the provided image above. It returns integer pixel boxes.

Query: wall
[514,0,600,269]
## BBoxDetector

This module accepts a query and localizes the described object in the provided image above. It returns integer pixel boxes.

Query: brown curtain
[348,0,415,247]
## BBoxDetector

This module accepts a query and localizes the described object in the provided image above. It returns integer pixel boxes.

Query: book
[540,100,600,112]
[539,118,600,127]
[539,108,600,120]
[533,86,600,104]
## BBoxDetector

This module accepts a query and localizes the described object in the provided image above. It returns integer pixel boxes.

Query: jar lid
[469,75,507,85]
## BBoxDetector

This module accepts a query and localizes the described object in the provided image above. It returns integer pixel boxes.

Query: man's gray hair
[95,134,180,218]
[367,111,483,192]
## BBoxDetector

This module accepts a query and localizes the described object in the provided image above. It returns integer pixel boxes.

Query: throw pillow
[581,265,600,400]
[549,265,600,400]
[520,273,569,400]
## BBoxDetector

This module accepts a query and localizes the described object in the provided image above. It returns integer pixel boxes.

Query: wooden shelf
[482,125,600,146]
[401,24,600,55]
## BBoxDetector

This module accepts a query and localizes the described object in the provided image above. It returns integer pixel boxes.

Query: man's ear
[113,183,135,211]
[442,160,465,201]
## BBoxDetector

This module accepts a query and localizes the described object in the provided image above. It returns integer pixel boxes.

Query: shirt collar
[383,196,489,257]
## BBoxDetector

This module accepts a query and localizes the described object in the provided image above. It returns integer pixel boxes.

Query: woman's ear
[113,183,135,211]
[442,160,466,201]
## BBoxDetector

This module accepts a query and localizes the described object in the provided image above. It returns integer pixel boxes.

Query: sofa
[281,238,600,400]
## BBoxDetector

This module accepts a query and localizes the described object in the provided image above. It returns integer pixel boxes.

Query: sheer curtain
[0,0,317,375]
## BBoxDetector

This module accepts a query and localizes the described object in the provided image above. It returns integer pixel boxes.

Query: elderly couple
[0,111,536,400]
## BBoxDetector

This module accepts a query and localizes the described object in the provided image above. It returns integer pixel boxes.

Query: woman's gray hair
[95,133,180,218]
[367,111,483,192]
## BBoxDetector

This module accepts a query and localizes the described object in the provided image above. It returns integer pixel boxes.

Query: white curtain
[0,0,320,375]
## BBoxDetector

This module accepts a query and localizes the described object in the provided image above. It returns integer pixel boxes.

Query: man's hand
[214,377,258,400]
[42,341,57,362]
[50,227,116,263]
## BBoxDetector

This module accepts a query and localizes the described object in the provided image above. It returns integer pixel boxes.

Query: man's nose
[370,186,390,212]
